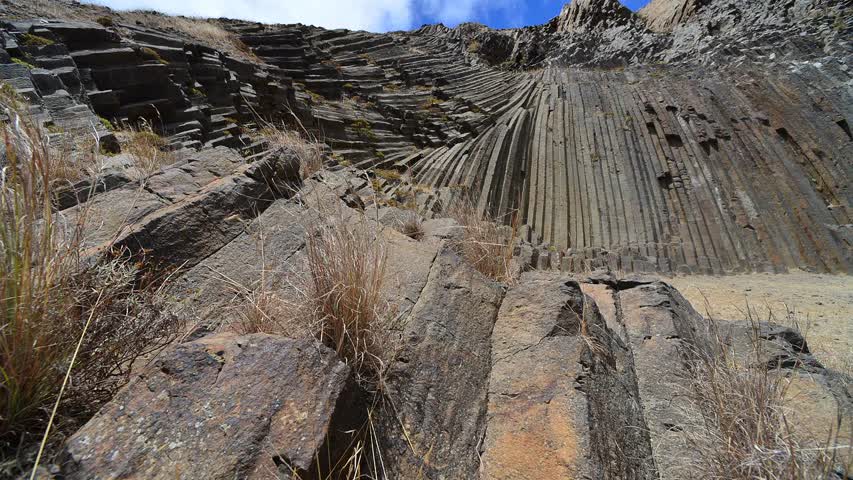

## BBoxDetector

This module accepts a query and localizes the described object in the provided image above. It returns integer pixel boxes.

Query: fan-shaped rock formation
[1,0,851,477]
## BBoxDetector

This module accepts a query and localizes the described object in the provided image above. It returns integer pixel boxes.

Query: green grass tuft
[10,58,35,69]
[19,34,54,47]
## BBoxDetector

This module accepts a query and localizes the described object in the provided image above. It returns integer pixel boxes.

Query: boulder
[62,334,364,480]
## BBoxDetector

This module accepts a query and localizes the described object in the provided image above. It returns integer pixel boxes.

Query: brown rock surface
[668,272,853,371]
[481,272,591,479]
[62,333,363,480]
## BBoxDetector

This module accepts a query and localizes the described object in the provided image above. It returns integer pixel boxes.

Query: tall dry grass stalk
[0,83,181,472]
[677,311,848,479]
[448,200,518,283]
[0,85,76,443]
[259,123,325,179]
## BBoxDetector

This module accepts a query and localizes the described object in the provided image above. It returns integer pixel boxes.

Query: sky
[88,0,652,33]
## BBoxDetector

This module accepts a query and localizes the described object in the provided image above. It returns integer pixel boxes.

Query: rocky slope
[0,0,851,477]
[51,164,852,479]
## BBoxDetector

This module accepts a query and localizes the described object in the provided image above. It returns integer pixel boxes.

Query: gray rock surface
[378,246,504,479]
[64,146,300,269]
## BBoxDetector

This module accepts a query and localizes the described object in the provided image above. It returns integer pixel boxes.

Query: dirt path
[667,272,852,371]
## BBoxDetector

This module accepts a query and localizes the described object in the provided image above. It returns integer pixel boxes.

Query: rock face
[639,0,704,32]
[63,334,363,479]
[1,0,851,477]
[60,263,852,479]
[3,0,851,275]
[481,274,594,479]
[378,246,504,479]
[555,0,639,33]
[61,145,301,269]
[41,163,849,477]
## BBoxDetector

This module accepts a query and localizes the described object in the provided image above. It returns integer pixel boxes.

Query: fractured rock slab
[379,246,504,479]
[62,333,363,480]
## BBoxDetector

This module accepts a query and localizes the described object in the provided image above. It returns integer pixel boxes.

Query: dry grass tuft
[230,208,395,477]
[259,123,325,179]
[232,209,393,385]
[305,218,391,382]
[676,311,849,479]
[119,121,175,178]
[400,214,424,241]
[0,82,181,472]
[448,200,518,283]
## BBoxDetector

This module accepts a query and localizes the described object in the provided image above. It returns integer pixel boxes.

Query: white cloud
[87,0,415,32]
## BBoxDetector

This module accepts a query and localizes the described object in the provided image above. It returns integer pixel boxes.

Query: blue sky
[410,0,650,30]
[88,0,651,32]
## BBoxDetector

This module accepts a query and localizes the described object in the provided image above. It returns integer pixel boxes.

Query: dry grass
[400,214,424,241]
[232,208,393,386]
[228,204,396,478]
[305,217,391,383]
[0,81,181,474]
[448,200,518,283]
[374,169,402,181]
[118,121,175,178]
[258,123,325,179]
[231,289,290,337]
[14,1,259,62]
[0,86,74,447]
[676,311,849,479]
[121,14,260,62]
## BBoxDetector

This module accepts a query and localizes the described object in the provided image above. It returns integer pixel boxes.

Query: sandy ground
[666,272,852,371]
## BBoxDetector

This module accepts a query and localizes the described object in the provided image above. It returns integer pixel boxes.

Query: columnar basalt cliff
[0,0,851,478]
[4,0,848,276]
